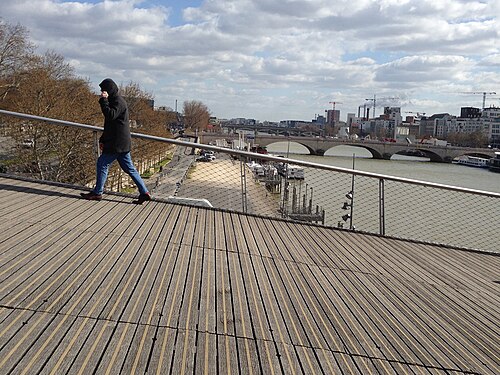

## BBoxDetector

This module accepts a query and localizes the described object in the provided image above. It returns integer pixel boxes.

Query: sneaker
[134,192,152,205]
[80,191,102,201]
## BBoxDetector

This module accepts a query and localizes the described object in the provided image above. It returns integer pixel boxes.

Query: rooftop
[0,175,498,374]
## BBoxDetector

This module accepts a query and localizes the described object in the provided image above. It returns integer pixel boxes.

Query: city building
[419,113,455,138]
[279,120,312,128]
[460,107,481,118]
[415,106,499,145]
[325,109,340,125]
[481,107,500,147]
[313,115,326,126]
[209,102,499,145]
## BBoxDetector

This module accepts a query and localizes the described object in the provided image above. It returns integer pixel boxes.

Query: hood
[99,78,119,97]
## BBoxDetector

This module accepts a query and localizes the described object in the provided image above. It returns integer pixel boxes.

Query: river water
[264,142,499,252]
[266,142,500,193]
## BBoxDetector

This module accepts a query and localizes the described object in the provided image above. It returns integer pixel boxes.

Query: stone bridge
[200,133,497,162]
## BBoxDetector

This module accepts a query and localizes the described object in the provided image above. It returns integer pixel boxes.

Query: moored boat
[488,152,500,173]
[246,161,265,176]
[275,162,305,179]
[452,155,489,168]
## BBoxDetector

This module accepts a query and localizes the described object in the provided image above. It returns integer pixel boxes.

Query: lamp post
[348,154,355,229]
[341,154,355,230]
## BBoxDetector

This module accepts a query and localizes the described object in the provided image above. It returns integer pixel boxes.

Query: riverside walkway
[149,143,195,197]
[0,175,498,374]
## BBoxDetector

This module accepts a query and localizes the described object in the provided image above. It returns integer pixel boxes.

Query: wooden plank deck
[0,175,498,374]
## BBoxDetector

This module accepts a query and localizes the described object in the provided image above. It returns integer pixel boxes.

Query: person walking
[80,78,152,204]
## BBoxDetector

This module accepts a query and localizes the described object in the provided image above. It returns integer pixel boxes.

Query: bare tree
[183,100,210,132]
[3,49,99,183]
[447,131,488,148]
[0,20,177,186]
[323,124,338,137]
[119,81,174,171]
[0,20,35,100]
[120,81,171,135]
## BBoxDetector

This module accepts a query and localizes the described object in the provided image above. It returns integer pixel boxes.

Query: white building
[423,107,500,145]
[482,107,500,146]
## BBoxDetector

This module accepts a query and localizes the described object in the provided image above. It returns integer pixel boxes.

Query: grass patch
[121,187,137,194]
[140,153,173,179]
[185,164,196,179]
[141,170,155,179]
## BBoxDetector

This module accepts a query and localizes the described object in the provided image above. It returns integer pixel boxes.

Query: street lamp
[337,152,358,230]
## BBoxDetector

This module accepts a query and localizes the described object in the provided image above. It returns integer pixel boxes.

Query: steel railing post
[349,156,355,230]
[93,131,101,159]
[379,178,385,235]
[349,173,354,230]
[240,156,248,213]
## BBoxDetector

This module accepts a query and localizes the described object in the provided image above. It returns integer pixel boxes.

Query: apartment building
[418,107,499,144]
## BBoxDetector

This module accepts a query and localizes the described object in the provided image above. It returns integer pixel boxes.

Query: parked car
[200,150,215,157]
[196,155,215,162]
[198,150,216,161]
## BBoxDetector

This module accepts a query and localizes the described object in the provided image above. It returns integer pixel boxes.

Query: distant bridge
[220,124,321,136]
[200,133,497,162]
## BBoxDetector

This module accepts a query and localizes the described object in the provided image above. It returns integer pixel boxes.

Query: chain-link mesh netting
[157,146,499,253]
[382,180,498,251]
[1,112,498,253]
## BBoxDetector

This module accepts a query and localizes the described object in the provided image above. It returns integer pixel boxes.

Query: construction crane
[365,95,376,117]
[364,95,400,118]
[461,91,497,109]
[328,101,343,110]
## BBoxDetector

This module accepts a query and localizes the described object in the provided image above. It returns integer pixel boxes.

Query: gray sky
[1,0,499,122]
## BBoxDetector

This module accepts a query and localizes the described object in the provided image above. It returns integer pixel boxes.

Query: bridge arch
[199,134,497,163]
[397,149,444,162]
[265,141,388,159]
[325,144,384,159]
[265,140,317,155]
[292,142,316,155]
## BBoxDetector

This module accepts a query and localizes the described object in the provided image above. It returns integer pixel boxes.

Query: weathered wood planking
[0,175,498,374]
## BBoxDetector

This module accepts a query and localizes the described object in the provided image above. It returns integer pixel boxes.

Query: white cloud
[0,0,498,121]
[481,54,500,66]
[376,55,474,84]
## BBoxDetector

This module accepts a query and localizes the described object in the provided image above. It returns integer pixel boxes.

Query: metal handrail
[2,108,500,252]
[1,108,499,198]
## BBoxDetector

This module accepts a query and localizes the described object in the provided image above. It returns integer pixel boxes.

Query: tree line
[0,19,211,185]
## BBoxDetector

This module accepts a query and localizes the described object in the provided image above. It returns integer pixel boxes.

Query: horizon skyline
[1,0,499,122]
[209,101,497,123]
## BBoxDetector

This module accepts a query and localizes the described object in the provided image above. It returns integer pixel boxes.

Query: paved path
[150,142,196,197]
[151,147,280,216]
[177,154,280,215]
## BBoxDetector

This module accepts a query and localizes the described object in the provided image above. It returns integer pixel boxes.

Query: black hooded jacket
[98,78,131,154]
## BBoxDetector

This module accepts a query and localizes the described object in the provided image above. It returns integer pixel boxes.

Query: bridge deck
[0,175,498,374]
[201,133,497,160]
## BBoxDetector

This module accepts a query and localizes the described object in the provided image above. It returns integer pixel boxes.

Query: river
[266,142,500,194]
[264,141,498,252]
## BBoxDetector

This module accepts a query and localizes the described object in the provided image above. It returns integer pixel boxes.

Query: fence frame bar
[379,178,385,236]
[2,109,498,199]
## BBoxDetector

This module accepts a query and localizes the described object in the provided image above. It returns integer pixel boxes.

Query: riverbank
[147,144,195,196]
[145,147,281,215]
[176,154,281,216]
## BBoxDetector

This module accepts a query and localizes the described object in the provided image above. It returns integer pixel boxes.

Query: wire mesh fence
[156,145,499,254]
[1,109,499,253]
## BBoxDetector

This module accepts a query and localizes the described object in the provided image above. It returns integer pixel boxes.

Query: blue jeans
[93,152,149,195]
